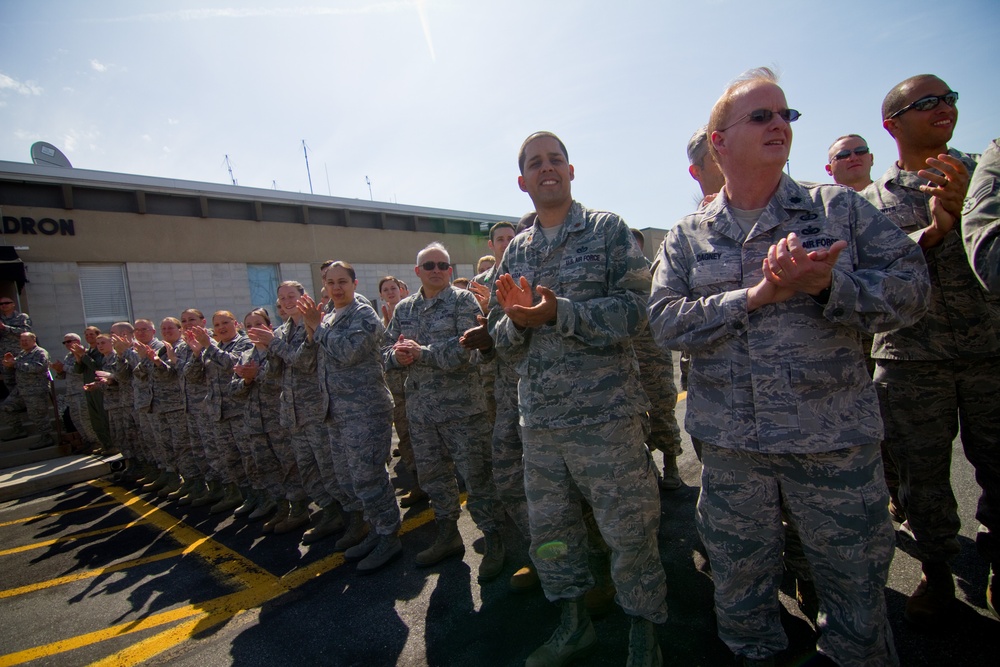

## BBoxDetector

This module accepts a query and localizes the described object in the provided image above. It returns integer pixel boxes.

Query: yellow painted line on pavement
[0,520,150,557]
[678,390,686,402]
[0,548,186,600]
[0,500,120,528]
[90,499,442,667]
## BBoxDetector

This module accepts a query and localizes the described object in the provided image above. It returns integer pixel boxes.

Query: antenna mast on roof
[224,154,237,185]
[366,176,373,201]
[302,140,314,195]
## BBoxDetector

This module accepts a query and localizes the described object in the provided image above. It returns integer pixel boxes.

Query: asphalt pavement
[0,395,998,666]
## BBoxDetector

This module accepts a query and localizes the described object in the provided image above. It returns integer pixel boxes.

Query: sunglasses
[0,302,14,306]
[421,261,451,271]
[887,91,958,119]
[722,108,801,131]
[831,146,870,162]
[63,340,76,345]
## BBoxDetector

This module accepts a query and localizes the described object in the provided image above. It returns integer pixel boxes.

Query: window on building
[79,264,132,331]
[247,264,280,319]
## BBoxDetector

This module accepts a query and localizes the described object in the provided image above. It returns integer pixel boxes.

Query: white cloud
[63,135,78,152]
[0,73,43,96]
[142,134,152,142]
[162,146,172,154]
[167,118,180,125]
[96,3,414,23]
[90,59,107,72]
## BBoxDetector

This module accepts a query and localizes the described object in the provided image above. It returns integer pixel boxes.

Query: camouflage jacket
[198,333,253,422]
[150,343,185,413]
[5,345,49,397]
[384,285,485,425]
[102,352,128,410]
[57,352,87,396]
[124,339,164,412]
[269,318,323,429]
[0,312,31,358]
[488,201,651,429]
[963,139,1000,293]
[316,300,393,422]
[174,340,210,409]
[231,344,282,435]
[650,175,930,454]
[862,148,1000,359]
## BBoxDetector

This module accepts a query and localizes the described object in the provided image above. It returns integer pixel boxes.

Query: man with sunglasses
[862,74,1000,626]
[650,67,929,666]
[384,242,507,577]
[825,135,874,192]
[0,297,31,402]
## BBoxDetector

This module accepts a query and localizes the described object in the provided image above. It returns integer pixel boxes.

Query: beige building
[0,160,666,349]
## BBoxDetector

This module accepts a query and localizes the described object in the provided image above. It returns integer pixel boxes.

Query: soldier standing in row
[650,68,930,665]
[862,74,1000,625]
[1,332,51,443]
[491,131,667,666]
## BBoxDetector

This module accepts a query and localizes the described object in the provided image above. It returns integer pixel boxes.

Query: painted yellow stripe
[90,480,278,590]
[91,502,441,667]
[0,548,186,600]
[0,520,149,557]
[677,390,687,402]
[0,500,120,528]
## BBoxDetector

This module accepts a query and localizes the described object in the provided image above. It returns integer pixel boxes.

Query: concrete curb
[0,454,117,501]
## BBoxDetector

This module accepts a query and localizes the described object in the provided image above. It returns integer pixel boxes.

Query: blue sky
[1,1,998,231]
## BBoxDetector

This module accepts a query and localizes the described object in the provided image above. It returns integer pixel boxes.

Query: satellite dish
[30,141,72,168]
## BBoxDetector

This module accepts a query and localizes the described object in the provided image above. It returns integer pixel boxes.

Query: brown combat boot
[334,511,369,550]
[477,531,506,582]
[526,596,597,667]
[303,502,346,545]
[415,519,464,567]
[262,499,289,533]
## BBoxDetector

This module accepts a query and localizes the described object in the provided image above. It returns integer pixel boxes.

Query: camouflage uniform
[232,344,304,502]
[472,269,498,426]
[863,150,1000,567]
[121,344,168,469]
[75,348,112,449]
[150,345,197,480]
[103,352,140,460]
[488,201,667,623]
[197,334,254,486]
[0,311,31,401]
[317,301,399,536]
[650,175,930,664]
[384,285,504,533]
[1,344,51,435]
[632,257,682,458]
[55,351,100,447]
[963,138,1000,292]
[174,341,214,480]
[385,367,414,476]
[475,264,530,540]
[269,319,356,511]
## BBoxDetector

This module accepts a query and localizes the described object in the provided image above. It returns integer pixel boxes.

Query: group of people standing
[2,66,998,667]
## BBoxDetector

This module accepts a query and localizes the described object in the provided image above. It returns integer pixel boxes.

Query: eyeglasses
[0,301,14,306]
[887,91,958,120]
[63,340,76,345]
[721,108,801,131]
[831,146,870,162]
[421,261,451,271]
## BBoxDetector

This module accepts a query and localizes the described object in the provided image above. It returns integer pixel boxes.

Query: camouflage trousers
[328,411,400,535]
[287,422,346,509]
[65,392,99,446]
[136,411,168,469]
[85,389,112,448]
[1,391,51,435]
[636,348,682,457]
[522,414,668,624]
[492,367,530,541]
[246,428,306,502]
[153,409,197,479]
[875,357,1000,564]
[387,374,415,477]
[410,414,504,533]
[106,405,139,459]
[211,417,253,486]
[698,442,896,666]
[185,401,214,480]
